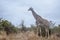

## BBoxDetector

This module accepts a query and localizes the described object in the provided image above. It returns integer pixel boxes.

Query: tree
[0,18,18,35]
[20,20,27,32]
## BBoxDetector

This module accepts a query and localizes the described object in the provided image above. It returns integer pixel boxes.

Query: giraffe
[28,7,50,37]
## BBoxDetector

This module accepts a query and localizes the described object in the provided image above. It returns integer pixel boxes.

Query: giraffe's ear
[28,7,33,11]
[29,7,33,9]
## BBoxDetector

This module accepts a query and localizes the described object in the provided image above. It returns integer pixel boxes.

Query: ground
[0,31,60,40]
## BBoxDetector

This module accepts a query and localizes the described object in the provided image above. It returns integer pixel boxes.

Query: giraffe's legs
[47,29,49,39]
[36,21,41,36]
[36,23,42,37]
[37,25,38,35]
[45,28,49,38]
[40,27,42,37]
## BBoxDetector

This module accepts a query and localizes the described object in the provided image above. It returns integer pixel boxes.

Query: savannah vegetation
[0,18,60,40]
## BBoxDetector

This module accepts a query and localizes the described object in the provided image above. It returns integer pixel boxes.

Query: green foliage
[0,18,18,34]
[52,25,60,33]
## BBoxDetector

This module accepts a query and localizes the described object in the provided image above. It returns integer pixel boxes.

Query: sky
[0,0,60,27]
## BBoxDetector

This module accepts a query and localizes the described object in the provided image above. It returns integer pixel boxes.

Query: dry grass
[0,31,60,40]
[0,31,7,40]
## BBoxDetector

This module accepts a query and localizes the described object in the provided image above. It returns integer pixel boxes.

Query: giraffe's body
[28,7,50,37]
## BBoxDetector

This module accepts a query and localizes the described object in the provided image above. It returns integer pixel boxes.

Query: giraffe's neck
[31,9,42,20]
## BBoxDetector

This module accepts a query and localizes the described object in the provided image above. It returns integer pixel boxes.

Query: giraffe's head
[28,7,33,11]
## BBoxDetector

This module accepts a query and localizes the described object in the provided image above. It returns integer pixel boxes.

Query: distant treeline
[0,18,60,35]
